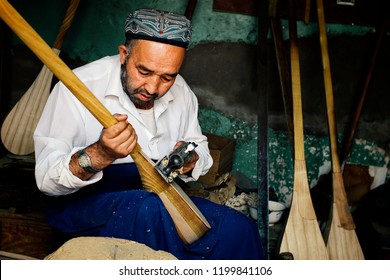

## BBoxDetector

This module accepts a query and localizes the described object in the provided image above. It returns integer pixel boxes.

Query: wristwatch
[77,148,101,174]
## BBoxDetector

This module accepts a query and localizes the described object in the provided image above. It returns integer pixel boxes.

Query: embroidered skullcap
[124,8,192,48]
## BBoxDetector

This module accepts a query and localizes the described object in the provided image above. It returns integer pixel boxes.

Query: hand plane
[155,141,198,182]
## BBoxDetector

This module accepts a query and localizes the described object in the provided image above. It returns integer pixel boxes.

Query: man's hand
[70,114,137,180]
[173,141,199,175]
[95,113,138,165]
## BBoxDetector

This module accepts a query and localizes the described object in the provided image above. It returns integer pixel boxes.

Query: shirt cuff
[54,148,103,194]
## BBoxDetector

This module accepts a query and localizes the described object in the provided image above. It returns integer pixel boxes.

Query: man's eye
[161,76,173,83]
[139,71,149,76]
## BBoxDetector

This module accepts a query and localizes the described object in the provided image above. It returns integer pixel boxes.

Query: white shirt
[34,55,213,196]
[137,107,157,135]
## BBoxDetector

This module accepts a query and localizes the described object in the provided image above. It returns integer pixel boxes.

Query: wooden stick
[278,0,328,260]
[316,0,364,259]
[184,0,197,20]
[0,250,39,260]
[1,0,80,155]
[304,0,311,24]
[270,17,294,153]
[0,0,210,244]
[340,9,389,166]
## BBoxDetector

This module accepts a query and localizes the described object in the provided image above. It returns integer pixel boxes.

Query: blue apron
[45,163,265,260]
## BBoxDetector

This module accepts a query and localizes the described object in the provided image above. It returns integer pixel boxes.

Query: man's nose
[145,75,160,95]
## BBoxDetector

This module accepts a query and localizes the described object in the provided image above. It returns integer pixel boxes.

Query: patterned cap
[125,8,192,48]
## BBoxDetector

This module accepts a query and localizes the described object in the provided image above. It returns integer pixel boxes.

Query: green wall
[199,109,389,205]
[10,0,373,62]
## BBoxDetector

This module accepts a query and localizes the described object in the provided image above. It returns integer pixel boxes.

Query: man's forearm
[69,142,116,180]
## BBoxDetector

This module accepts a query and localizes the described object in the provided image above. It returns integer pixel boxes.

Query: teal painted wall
[199,109,389,205]
[10,0,373,62]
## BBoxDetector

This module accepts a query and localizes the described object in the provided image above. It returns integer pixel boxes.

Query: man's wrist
[77,148,101,174]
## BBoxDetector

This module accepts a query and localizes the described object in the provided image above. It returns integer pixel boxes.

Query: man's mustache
[133,88,158,99]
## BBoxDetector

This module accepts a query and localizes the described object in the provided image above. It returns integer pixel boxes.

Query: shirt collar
[104,55,124,100]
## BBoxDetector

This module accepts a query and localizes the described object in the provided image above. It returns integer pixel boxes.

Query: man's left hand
[173,141,199,175]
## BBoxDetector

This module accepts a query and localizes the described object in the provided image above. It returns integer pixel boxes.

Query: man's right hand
[69,114,138,180]
[94,113,138,166]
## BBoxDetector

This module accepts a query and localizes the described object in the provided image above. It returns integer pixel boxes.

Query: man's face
[119,40,186,109]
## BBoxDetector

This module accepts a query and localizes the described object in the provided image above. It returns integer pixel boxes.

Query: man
[34,8,264,260]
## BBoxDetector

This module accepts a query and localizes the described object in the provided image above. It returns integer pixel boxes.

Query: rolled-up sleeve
[34,82,102,196]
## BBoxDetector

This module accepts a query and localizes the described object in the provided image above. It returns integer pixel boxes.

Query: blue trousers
[45,164,265,260]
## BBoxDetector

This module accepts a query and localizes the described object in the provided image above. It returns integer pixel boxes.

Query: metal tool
[155,142,198,182]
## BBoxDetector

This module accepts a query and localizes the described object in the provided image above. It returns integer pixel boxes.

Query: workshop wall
[3,0,390,206]
[9,0,373,62]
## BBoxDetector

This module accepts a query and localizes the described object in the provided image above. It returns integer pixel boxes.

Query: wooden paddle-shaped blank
[0,0,210,244]
[1,0,80,155]
[278,0,328,260]
[316,0,364,259]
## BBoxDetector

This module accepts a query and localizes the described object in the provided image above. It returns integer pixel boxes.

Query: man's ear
[118,45,127,64]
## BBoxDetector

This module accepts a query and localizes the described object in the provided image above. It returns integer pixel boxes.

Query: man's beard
[120,63,158,109]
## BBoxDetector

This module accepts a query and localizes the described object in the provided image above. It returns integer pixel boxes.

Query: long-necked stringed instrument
[1,0,80,156]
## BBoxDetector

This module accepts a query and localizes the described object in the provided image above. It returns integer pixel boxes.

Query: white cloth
[137,107,157,135]
[34,55,213,196]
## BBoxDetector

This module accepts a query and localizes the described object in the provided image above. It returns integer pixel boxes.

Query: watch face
[78,153,91,168]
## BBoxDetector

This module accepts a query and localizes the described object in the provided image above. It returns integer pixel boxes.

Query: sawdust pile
[44,236,177,260]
